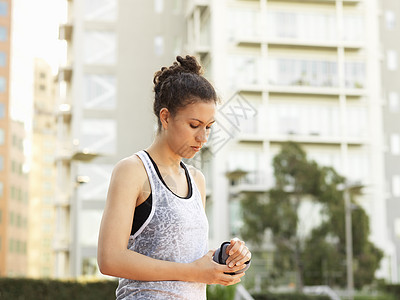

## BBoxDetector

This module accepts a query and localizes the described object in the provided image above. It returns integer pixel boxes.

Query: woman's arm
[97,157,245,285]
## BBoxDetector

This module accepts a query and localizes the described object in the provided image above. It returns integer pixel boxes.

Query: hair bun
[176,55,203,75]
[153,55,203,86]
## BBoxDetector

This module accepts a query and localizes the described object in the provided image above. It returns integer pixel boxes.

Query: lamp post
[341,181,365,300]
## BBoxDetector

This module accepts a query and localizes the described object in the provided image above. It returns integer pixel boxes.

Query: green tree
[241,141,383,291]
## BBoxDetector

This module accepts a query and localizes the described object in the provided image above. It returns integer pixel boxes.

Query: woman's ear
[159,108,170,130]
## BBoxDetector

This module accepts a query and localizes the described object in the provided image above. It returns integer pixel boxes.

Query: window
[78,163,113,200]
[387,50,398,71]
[228,55,261,88]
[343,15,364,41]
[228,9,262,39]
[84,0,117,21]
[0,129,4,145]
[345,62,365,88]
[0,1,8,16]
[388,92,399,112]
[385,11,396,30]
[0,103,5,118]
[395,218,400,238]
[81,119,116,154]
[268,103,340,137]
[0,182,3,197]
[84,30,116,65]
[393,175,400,197]
[267,11,336,42]
[84,74,116,109]
[0,210,2,223]
[0,156,3,171]
[0,77,6,92]
[154,36,164,56]
[391,134,400,155]
[154,0,163,13]
[0,26,6,41]
[0,52,6,67]
[269,58,338,88]
[173,0,182,14]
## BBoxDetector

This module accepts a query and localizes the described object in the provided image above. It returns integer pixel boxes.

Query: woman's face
[164,101,216,159]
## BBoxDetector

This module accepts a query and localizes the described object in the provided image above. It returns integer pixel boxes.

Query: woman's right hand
[191,250,246,286]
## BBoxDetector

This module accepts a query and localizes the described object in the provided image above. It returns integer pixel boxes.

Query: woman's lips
[191,146,201,152]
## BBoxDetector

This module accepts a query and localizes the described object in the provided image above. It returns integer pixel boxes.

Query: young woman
[97,55,251,299]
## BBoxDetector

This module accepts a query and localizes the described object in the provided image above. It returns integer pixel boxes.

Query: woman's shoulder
[186,164,206,188]
[112,153,147,180]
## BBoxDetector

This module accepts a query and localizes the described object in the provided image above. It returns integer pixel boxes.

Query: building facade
[380,0,400,283]
[0,0,29,277]
[27,59,57,278]
[55,0,186,278]
[185,0,394,283]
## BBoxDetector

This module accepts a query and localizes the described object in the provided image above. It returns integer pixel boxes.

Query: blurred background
[0,0,400,299]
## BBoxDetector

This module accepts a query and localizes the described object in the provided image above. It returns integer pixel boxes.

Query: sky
[10,0,67,125]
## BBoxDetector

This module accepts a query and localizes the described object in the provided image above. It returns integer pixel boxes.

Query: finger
[221,272,245,285]
[220,262,247,274]
[234,252,251,266]
[227,239,244,256]
[225,238,240,254]
[227,246,247,267]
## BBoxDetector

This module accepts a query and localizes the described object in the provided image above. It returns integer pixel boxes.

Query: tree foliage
[241,141,383,290]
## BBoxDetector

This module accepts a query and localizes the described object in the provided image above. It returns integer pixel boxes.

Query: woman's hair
[153,55,218,131]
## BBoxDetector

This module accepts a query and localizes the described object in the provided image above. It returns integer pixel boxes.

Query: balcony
[71,148,100,162]
[186,0,209,17]
[54,194,71,207]
[236,83,265,94]
[227,170,270,193]
[269,134,367,146]
[194,45,211,58]
[236,133,264,143]
[58,66,72,83]
[235,36,265,47]
[56,103,72,122]
[53,236,70,252]
[59,23,73,41]
[270,0,361,3]
[267,38,363,50]
[269,85,363,96]
[56,143,73,161]
[56,144,100,162]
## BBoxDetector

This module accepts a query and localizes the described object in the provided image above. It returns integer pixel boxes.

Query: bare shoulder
[111,154,147,184]
[187,164,205,183]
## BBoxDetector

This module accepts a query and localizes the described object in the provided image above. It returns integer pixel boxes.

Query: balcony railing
[59,23,73,41]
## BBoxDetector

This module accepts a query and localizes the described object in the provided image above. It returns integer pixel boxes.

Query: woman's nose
[195,128,208,143]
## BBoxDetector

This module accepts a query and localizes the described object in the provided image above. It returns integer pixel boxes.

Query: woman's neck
[145,137,183,175]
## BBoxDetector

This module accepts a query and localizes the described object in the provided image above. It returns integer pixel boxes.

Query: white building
[185,0,394,282]
[55,0,186,278]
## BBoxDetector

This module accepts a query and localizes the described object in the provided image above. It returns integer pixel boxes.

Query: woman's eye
[190,124,199,129]
[206,126,212,130]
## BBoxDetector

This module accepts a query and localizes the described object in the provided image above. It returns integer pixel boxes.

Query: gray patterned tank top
[116,150,209,300]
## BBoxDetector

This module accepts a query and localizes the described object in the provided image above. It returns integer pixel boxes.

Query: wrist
[176,261,197,282]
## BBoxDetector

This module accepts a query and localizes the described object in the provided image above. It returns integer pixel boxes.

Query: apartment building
[55,0,186,278]
[380,0,400,283]
[185,0,394,282]
[27,59,57,278]
[0,0,30,277]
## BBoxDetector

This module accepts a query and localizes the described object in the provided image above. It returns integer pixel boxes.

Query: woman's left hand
[225,238,251,268]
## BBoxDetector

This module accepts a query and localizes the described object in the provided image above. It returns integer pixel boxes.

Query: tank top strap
[135,150,159,195]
